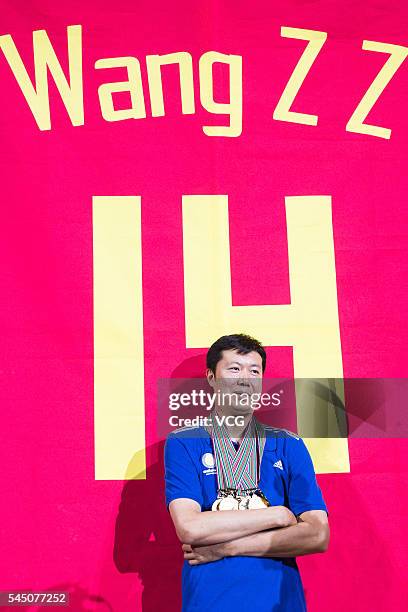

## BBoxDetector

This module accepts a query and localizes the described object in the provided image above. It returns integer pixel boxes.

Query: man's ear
[206,368,216,389]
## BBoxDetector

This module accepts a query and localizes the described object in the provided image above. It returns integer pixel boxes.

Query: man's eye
[229,367,239,371]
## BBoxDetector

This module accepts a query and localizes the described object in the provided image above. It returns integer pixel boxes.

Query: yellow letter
[182,194,349,474]
[0,25,83,130]
[95,57,146,122]
[346,40,408,139]
[146,52,195,117]
[93,196,146,480]
[273,26,327,126]
[199,51,242,137]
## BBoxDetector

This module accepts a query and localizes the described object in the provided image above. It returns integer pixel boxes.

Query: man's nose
[237,373,251,386]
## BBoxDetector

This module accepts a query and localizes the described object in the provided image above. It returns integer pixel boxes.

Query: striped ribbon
[207,413,266,495]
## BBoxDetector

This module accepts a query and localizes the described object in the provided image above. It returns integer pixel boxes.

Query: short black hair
[206,333,266,375]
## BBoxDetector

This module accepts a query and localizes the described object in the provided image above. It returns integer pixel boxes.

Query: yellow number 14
[92,195,350,480]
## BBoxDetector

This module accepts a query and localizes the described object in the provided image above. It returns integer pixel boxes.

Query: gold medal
[211,498,221,511]
[212,490,240,511]
[238,496,250,510]
[217,495,239,510]
[247,490,270,509]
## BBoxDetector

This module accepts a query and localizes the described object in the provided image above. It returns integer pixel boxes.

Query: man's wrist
[218,539,237,557]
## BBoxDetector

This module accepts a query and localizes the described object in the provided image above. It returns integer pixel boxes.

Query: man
[164,334,329,611]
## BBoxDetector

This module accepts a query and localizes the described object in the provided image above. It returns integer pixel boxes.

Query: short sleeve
[164,434,204,510]
[286,437,328,517]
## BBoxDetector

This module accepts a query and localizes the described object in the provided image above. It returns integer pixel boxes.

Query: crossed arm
[169,498,329,565]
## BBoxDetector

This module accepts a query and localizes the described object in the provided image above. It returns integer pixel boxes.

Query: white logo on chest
[273,460,284,470]
[202,453,215,468]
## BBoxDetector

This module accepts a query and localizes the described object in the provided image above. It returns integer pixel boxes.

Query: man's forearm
[220,519,329,558]
[181,505,296,546]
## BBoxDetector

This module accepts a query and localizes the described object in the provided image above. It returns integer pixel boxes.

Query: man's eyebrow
[228,361,261,368]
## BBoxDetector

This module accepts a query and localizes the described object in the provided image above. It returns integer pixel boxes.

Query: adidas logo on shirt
[273,460,283,470]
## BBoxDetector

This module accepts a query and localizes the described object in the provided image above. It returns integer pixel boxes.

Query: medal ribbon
[207,414,266,495]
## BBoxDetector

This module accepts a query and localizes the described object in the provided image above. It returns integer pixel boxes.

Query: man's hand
[182,542,225,565]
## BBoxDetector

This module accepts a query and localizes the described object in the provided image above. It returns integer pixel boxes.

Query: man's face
[206,349,263,415]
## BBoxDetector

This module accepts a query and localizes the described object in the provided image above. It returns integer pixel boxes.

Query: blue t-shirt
[164,425,328,612]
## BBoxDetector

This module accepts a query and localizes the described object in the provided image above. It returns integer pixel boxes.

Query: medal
[212,489,241,511]
[217,495,240,511]
[208,416,271,511]
[238,489,270,510]
[247,490,270,509]
[238,496,250,510]
[211,498,221,511]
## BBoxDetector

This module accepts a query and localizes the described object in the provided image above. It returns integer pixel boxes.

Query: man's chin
[230,404,254,416]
